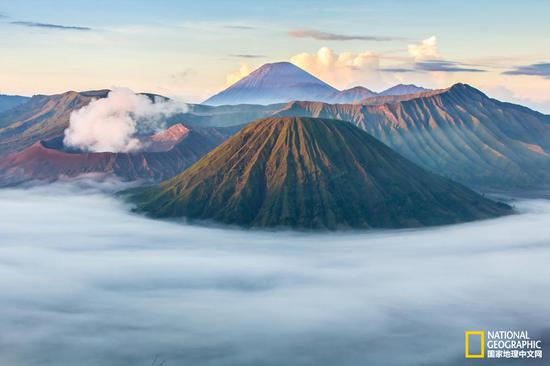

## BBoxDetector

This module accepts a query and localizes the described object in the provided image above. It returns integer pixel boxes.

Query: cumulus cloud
[290,46,382,88]
[225,62,254,86]
[0,184,549,365]
[63,88,187,153]
[502,62,550,79]
[288,29,398,41]
[408,36,439,61]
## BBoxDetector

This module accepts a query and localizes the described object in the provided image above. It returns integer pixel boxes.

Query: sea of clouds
[0,183,549,366]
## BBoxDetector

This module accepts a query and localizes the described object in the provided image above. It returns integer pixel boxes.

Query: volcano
[202,62,338,105]
[129,117,511,230]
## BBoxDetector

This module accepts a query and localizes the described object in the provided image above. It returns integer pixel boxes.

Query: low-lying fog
[1,182,549,366]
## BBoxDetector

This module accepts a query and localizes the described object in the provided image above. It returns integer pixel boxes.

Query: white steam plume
[63,88,187,153]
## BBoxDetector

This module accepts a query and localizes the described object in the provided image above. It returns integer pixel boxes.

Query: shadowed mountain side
[0,126,239,186]
[269,84,550,188]
[0,94,30,113]
[128,117,511,230]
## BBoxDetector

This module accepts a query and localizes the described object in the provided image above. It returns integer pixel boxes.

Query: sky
[0,0,549,112]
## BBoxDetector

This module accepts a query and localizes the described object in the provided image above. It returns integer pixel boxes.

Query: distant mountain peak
[380,84,430,96]
[230,61,334,89]
[252,61,305,74]
[447,83,485,96]
[343,86,375,92]
[328,86,378,104]
[203,62,338,106]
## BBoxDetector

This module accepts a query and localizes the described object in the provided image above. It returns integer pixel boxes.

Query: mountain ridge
[1,83,547,189]
[202,62,431,105]
[267,83,550,188]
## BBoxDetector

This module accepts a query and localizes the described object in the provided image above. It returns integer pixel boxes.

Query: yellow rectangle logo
[465,331,485,358]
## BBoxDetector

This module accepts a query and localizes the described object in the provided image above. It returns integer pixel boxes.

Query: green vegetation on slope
[129,117,511,230]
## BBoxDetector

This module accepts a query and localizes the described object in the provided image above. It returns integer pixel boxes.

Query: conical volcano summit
[129,117,511,229]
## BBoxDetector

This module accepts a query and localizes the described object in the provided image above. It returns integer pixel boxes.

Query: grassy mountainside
[129,117,511,230]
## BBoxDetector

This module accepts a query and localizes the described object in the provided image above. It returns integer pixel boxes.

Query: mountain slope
[0,94,30,113]
[0,90,109,155]
[270,84,550,188]
[129,117,511,230]
[203,62,338,105]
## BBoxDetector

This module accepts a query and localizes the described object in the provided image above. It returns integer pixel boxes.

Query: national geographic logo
[465,330,543,360]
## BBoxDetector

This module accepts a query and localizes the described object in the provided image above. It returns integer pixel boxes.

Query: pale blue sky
[0,0,549,111]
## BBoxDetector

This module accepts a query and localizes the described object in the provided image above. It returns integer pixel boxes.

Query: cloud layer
[288,29,398,42]
[229,54,266,59]
[384,60,486,73]
[503,63,550,79]
[0,184,549,365]
[63,88,187,153]
[10,21,92,31]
